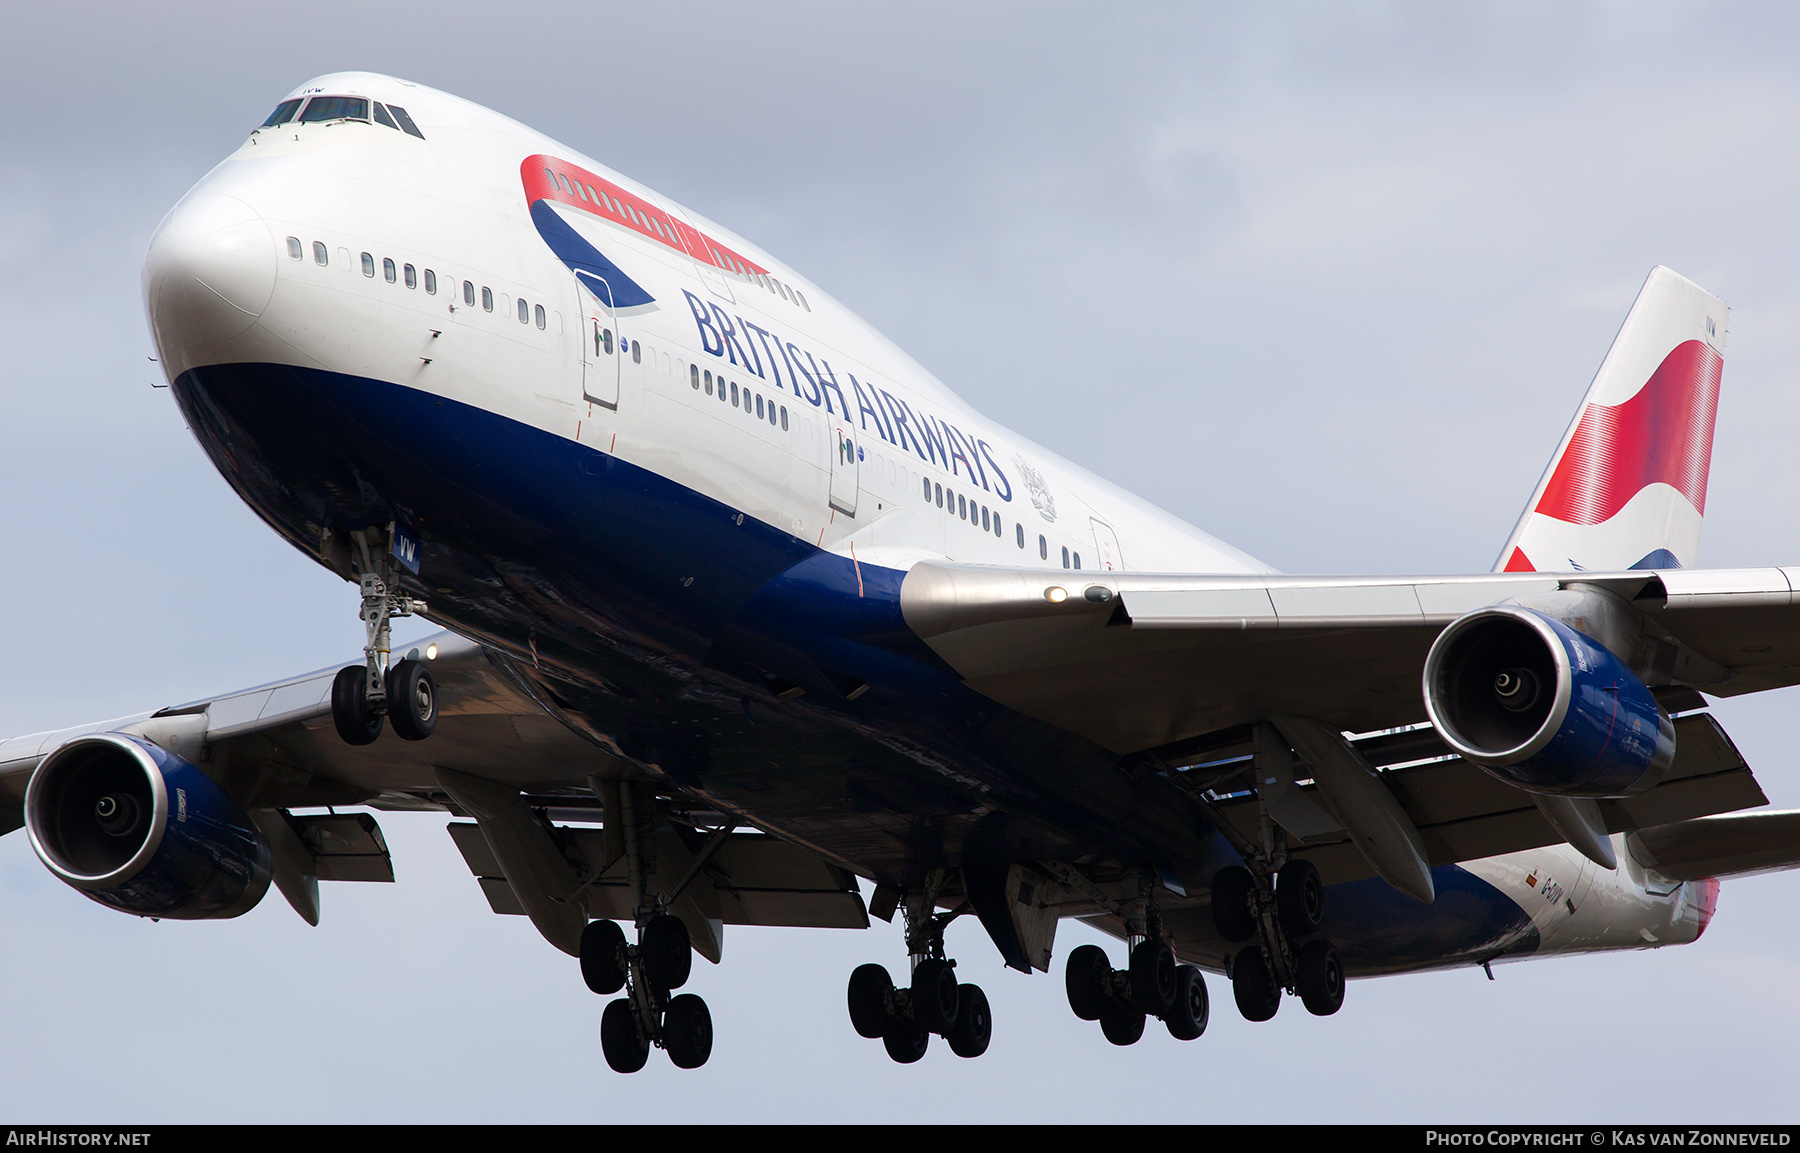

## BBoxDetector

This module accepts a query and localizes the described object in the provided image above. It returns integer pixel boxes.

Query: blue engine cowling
[1422,605,1676,797]
[24,733,272,918]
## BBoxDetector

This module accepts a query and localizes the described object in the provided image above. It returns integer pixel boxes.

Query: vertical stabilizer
[1495,267,1727,573]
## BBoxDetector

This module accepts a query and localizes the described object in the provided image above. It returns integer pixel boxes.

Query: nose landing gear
[328,524,435,746]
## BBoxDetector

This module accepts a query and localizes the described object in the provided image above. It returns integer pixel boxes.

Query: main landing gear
[846,888,992,1063]
[1061,881,1209,1046]
[1211,857,1345,1021]
[330,524,437,747]
[582,913,714,1072]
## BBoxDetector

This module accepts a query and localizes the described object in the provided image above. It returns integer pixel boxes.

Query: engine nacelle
[1423,605,1675,797]
[24,733,272,919]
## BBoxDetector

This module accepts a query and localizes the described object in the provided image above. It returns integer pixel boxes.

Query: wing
[0,631,866,944]
[901,562,1798,881]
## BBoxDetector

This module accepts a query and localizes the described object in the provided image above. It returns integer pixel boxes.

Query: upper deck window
[261,99,303,128]
[385,105,426,139]
[299,96,370,124]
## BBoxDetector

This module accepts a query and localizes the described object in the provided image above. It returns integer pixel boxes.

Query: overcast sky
[2,1,1799,1123]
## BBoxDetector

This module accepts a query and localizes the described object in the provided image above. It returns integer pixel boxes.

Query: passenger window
[1040,535,1049,560]
[299,96,370,123]
[632,340,641,364]
[1016,524,1025,548]
[463,281,474,305]
[1074,554,1082,569]
[311,241,328,266]
[373,103,399,130]
[535,304,546,329]
[362,252,375,276]
[385,105,425,139]
[923,478,932,501]
[404,263,416,289]
[482,287,493,311]
[261,98,303,128]
[730,382,739,406]
[994,517,1002,538]
[1062,546,1070,569]
[797,291,810,312]
[780,406,788,430]
[756,395,764,418]
[286,237,302,260]
[981,507,990,530]
[424,269,437,294]
[704,369,713,395]
[936,483,943,508]
[384,258,397,283]
[691,364,700,390]
[517,298,528,323]
[601,326,613,354]
[958,495,967,519]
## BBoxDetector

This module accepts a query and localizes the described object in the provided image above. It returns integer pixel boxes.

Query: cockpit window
[261,99,303,128]
[298,96,370,124]
[385,105,426,140]
[372,103,398,130]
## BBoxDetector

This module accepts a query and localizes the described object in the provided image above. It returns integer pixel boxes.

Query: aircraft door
[828,420,859,517]
[1090,518,1124,571]
[575,272,619,409]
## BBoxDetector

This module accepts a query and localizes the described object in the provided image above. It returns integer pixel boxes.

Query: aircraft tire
[947,983,991,1058]
[1098,1001,1146,1046]
[1231,946,1281,1023]
[881,1021,929,1063]
[640,913,691,992]
[330,665,383,746]
[910,958,960,1035]
[1211,866,1257,943]
[600,998,648,1074]
[579,919,628,995]
[1129,939,1178,1018]
[663,994,714,1069]
[1276,858,1326,940]
[847,963,894,1039]
[1064,944,1110,1021]
[1297,940,1346,1016]
[1165,964,1209,1041]
[385,659,438,741]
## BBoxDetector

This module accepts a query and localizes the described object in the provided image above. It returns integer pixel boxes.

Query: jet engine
[1422,605,1675,797]
[24,733,272,918]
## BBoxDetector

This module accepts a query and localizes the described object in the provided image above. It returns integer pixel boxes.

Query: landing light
[1044,587,1067,603]
[426,643,439,661]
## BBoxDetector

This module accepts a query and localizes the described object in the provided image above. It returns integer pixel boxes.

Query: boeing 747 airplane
[9,73,1798,1072]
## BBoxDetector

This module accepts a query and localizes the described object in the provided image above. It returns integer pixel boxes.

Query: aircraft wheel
[600,998,648,1073]
[385,659,438,741]
[1098,1001,1146,1046]
[663,993,714,1069]
[1064,944,1110,1021]
[641,913,691,991]
[1211,866,1256,942]
[847,963,894,1039]
[910,958,959,1035]
[1165,964,1209,1041]
[1298,940,1346,1016]
[882,1021,929,1063]
[1231,946,1281,1022]
[947,983,991,1058]
[579,919,628,995]
[1129,939,1177,1018]
[330,665,382,746]
[1276,858,1326,939]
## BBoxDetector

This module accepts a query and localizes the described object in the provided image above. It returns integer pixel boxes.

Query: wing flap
[1628,809,1800,881]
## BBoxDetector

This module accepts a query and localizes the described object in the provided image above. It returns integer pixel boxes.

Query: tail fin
[1495,266,1727,573]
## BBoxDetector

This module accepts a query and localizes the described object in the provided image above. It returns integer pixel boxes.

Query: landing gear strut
[1213,854,1345,1021]
[846,877,993,1062]
[330,523,436,746]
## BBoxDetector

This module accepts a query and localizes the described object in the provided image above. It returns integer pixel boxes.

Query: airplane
[8,69,1799,1074]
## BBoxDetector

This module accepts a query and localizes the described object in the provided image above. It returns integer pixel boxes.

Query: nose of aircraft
[143,192,277,366]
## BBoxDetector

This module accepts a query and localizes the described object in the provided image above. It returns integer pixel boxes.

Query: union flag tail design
[1495,266,1727,574]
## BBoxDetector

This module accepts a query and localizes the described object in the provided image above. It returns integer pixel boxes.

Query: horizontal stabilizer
[1628,809,1800,881]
